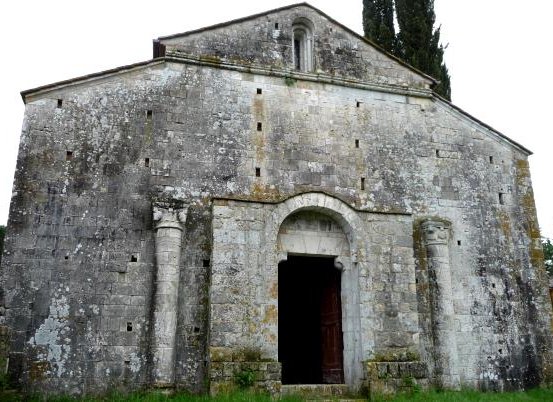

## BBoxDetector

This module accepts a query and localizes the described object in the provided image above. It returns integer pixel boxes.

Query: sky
[1,0,552,238]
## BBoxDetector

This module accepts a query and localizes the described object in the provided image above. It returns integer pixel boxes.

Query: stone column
[151,202,187,388]
[421,219,460,389]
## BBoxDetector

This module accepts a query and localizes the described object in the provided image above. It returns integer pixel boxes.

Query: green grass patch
[371,387,553,401]
[0,390,303,402]
[1,388,553,402]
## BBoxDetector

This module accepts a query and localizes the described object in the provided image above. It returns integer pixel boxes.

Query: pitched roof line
[156,2,437,85]
[20,59,164,103]
[433,95,532,155]
[20,53,529,156]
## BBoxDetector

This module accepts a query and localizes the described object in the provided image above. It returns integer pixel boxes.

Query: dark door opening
[278,255,344,384]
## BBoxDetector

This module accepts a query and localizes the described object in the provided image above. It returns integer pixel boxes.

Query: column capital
[421,219,451,246]
[151,199,187,386]
[334,257,345,271]
[153,201,188,231]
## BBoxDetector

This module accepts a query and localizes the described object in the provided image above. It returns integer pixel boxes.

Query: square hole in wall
[194,327,201,333]
[146,110,153,118]
[360,177,365,190]
[457,240,462,246]
[275,22,279,29]
[435,149,440,157]
[130,255,137,262]
[144,158,150,167]
[66,151,73,161]
[356,101,361,108]
[257,88,262,95]
[257,122,262,131]
[489,156,494,164]
[126,322,133,332]
[499,192,505,205]
[57,99,63,108]
[202,259,210,268]
[355,139,359,148]
[255,167,261,177]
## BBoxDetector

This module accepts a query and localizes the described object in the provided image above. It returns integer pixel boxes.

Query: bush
[233,369,256,389]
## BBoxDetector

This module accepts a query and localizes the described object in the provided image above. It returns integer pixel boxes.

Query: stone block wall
[158,4,432,90]
[210,195,423,390]
[1,5,552,393]
[209,360,281,395]
[365,361,429,397]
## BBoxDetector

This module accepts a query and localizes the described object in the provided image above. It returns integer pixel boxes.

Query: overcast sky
[1,0,552,238]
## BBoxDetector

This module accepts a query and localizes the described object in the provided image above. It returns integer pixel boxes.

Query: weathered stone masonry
[151,201,188,386]
[420,219,459,389]
[1,2,552,396]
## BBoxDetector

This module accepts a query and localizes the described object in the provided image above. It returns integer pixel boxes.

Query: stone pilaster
[151,202,188,387]
[421,219,460,389]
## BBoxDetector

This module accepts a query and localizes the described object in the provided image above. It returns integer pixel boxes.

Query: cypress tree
[362,0,396,54]
[394,0,451,99]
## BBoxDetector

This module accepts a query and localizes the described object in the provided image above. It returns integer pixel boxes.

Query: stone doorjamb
[264,192,367,390]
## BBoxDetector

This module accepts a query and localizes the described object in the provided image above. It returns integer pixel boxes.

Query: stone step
[306,400,365,402]
[281,384,351,398]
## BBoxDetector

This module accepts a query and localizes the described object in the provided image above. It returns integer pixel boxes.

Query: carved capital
[421,219,450,246]
[277,252,288,264]
[153,202,188,231]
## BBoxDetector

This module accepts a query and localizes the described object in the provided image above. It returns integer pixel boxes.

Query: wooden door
[320,268,344,383]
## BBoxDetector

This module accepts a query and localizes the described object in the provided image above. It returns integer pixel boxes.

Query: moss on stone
[199,55,222,64]
[210,347,234,362]
[369,349,421,362]
[284,77,296,87]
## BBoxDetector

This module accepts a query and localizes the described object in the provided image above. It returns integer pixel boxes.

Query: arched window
[292,18,314,72]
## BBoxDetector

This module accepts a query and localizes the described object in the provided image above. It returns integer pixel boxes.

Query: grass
[1,388,553,402]
[0,390,302,402]
[371,387,553,401]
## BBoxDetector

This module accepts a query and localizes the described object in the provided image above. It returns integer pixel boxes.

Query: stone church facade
[1,2,552,396]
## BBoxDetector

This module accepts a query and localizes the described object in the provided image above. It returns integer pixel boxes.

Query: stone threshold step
[281,384,351,397]
[305,400,365,402]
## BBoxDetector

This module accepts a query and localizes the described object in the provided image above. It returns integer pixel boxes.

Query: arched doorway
[209,193,368,392]
[279,255,343,384]
[277,211,349,384]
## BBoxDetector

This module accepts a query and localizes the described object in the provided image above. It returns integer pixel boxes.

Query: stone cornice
[20,53,432,104]
[212,191,413,216]
[433,97,532,156]
[164,50,434,99]
[19,53,531,157]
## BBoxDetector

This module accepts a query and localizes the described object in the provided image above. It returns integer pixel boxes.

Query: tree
[543,238,553,275]
[395,0,451,99]
[363,0,396,54]
[363,0,452,100]
[0,225,4,266]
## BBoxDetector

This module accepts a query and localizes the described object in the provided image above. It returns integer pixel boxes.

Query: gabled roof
[18,3,531,156]
[20,59,163,103]
[156,2,437,85]
[433,94,532,155]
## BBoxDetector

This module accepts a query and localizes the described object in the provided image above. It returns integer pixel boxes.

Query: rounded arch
[292,17,315,72]
[292,16,315,30]
[278,210,350,257]
[264,192,365,389]
[266,192,365,262]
